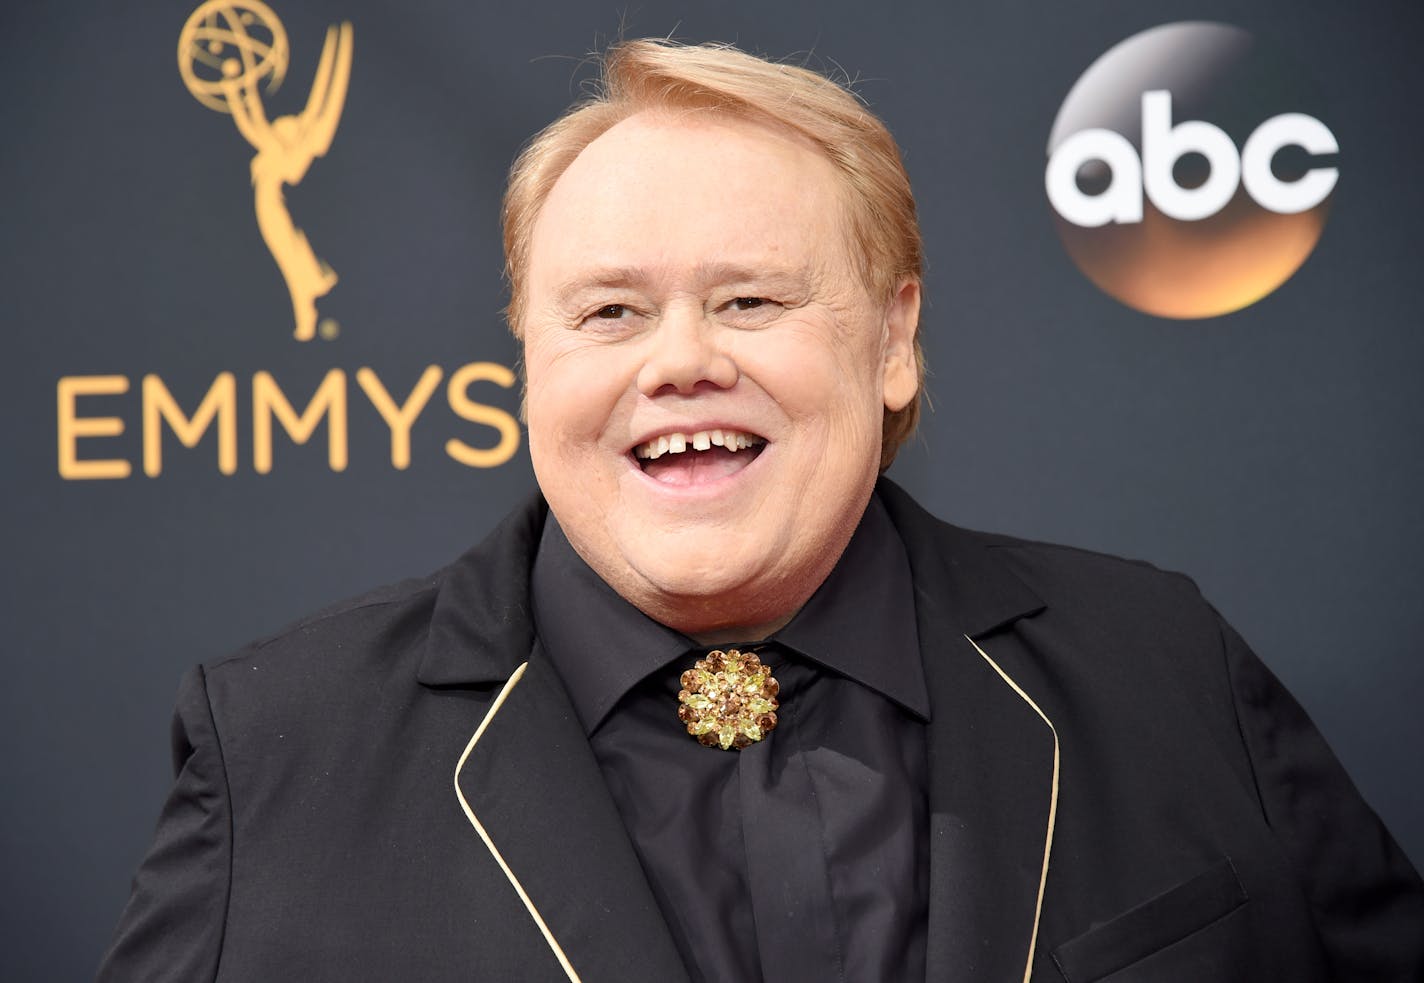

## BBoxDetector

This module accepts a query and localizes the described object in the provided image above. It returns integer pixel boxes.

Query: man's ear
[882,278,921,412]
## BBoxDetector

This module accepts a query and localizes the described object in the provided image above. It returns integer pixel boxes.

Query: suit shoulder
[192,562,461,754]
[203,566,448,680]
[949,530,1240,707]
[197,492,547,699]
[880,478,1217,638]
[985,527,1219,633]
[980,528,1202,595]
[882,477,1199,591]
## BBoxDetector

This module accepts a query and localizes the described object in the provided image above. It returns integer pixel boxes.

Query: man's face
[522,111,918,639]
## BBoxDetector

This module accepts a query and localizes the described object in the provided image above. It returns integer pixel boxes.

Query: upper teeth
[635,429,764,460]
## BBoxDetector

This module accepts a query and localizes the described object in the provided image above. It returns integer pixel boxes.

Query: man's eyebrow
[554,267,647,298]
[553,262,811,300]
[691,262,812,290]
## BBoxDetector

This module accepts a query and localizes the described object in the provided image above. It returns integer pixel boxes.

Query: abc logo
[1045,22,1339,319]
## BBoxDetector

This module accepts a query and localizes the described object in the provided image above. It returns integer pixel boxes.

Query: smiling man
[101,40,1421,983]
[520,105,918,642]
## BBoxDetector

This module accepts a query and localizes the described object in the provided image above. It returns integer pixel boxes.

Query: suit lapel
[921,632,1060,982]
[453,648,691,983]
[418,498,690,983]
[879,481,1059,983]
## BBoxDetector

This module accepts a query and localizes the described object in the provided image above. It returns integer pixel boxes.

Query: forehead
[528,111,852,286]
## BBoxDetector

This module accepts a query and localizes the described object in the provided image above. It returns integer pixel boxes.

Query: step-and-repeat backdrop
[3,0,1420,975]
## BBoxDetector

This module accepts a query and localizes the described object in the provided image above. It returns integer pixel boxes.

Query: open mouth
[633,428,767,485]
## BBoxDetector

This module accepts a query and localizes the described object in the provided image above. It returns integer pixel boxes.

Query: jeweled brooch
[677,648,780,750]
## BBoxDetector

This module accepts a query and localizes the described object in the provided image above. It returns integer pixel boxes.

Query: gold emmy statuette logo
[178,1,353,341]
[55,3,519,481]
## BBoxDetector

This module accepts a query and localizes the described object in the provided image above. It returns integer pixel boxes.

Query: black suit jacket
[99,482,1424,982]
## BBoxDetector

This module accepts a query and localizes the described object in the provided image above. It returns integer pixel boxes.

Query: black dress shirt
[532,494,930,983]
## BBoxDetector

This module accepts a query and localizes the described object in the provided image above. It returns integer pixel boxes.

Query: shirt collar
[531,491,929,735]
[531,519,691,735]
[774,493,928,720]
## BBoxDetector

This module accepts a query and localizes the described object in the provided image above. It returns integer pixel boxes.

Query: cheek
[740,328,886,429]
[525,345,626,446]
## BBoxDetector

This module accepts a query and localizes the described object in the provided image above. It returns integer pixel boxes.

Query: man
[101,39,1422,982]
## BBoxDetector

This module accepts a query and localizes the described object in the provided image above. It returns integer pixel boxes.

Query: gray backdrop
[2,0,1420,978]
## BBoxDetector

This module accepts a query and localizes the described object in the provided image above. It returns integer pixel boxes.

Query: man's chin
[632,559,768,607]
[643,591,799,644]
[619,550,813,637]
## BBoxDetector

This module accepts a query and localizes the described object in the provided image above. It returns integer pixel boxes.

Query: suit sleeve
[97,665,231,983]
[1220,617,1424,980]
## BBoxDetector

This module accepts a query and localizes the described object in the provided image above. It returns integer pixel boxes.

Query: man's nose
[636,304,739,396]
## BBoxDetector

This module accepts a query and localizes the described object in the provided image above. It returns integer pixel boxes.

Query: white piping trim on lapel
[453,662,582,983]
[964,636,1060,983]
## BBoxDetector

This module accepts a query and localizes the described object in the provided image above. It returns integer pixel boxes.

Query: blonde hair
[503,39,924,469]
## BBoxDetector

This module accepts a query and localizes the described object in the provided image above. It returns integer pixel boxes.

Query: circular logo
[178,0,290,113]
[1045,22,1339,319]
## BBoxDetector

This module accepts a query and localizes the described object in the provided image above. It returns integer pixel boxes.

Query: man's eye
[594,304,626,319]
[731,297,765,310]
